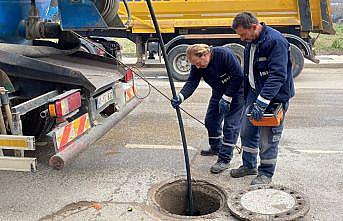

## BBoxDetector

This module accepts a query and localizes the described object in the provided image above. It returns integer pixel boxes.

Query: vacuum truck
[0,0,140,171]
[81,0,335,81]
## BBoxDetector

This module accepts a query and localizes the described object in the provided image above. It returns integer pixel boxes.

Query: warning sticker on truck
[52,113,91,151]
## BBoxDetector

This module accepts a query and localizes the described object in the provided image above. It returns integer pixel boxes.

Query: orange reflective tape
[60,124,72,148]
[77,114,86,135]
[49,103,56,117]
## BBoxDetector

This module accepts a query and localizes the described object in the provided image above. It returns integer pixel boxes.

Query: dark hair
[232,12,259,30]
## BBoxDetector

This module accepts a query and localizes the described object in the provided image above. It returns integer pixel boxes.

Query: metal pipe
[0,97,6,135]
[144,0,195,215]
[0,106,3,157]
[49,98,141,169]
[135,36,144,66]
[122,0,132,28]
[0,88,14,134]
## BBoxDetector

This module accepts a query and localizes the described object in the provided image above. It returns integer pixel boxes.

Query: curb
[141,63,343,69]
[304,63,343,68]
[126,61,343,69]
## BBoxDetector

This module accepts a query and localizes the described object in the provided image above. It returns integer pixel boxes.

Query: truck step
[0,156,36,172]
[0,135,36,172]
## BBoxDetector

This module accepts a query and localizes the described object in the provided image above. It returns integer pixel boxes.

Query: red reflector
[125,69,133,82]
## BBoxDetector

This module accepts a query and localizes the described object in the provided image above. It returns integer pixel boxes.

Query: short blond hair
[186,44,210,60]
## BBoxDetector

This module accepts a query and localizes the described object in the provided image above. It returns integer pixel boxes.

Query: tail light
[48,89,81,118]
[124,68,133,82]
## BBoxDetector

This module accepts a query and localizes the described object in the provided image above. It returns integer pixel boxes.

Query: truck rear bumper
[49,97,142,169]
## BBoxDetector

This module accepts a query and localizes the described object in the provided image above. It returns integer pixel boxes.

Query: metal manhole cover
[227,184,310,220]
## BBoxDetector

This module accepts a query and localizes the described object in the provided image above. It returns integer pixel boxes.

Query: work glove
[171,93,184,109]
[219,95,232,115]
[250,98,269,121]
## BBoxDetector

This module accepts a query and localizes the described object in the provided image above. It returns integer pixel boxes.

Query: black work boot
[200,147,219,156]
[230,165,257,178]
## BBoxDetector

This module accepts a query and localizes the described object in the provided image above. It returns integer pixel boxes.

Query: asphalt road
[0,67,343,221]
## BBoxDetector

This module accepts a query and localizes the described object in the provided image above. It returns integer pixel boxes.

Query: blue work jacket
[180,47,244,101]
[244,23,295,103]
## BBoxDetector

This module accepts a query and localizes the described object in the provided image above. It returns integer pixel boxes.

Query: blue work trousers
[241,90,288,177]
[205,94,244,163]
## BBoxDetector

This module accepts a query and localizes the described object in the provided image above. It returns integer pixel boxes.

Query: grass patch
[311,24,343,55]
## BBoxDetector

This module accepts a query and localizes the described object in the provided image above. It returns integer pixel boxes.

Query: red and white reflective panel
[49,89,81,117]
[125,84,137,102]
[52,113,91,151]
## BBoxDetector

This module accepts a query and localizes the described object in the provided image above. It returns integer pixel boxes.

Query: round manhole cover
[227,184,310,220]
[148,178,227,219]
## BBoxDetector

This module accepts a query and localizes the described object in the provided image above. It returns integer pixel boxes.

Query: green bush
[312,24,343,54]
[332,38,343,49]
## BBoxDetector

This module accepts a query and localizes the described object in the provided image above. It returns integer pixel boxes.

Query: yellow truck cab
[116,0,335,80]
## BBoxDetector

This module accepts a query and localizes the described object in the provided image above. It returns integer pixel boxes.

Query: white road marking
[295,150,343,154]
[125,144,196,150]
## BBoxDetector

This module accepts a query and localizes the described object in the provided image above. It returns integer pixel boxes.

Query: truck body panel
[114,0,335,80]
[36,53,123,93]
[118,0,334,34]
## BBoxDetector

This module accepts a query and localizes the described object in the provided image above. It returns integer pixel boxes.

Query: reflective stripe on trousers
[240,90,288,177]
[205,93,244,162]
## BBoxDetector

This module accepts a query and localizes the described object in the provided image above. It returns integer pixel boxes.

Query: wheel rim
[172,53,191,76]
[223,43,245,68]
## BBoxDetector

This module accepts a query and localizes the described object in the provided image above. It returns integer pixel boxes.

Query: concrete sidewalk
[304,55,343,68]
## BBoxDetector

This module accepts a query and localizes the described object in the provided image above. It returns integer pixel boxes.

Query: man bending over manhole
[171,44,244,174]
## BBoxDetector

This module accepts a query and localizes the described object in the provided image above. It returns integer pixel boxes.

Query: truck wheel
[223,43,245,68]
[290,44,304,78]
[167,44,190,81]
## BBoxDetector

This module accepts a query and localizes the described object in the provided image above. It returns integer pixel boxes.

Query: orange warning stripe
[54,113,91,151]
[60,124,72,148]
[125,85,136,101]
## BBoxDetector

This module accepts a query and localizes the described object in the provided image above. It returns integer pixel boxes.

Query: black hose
[144,0,195,216]
[122,0,132,28]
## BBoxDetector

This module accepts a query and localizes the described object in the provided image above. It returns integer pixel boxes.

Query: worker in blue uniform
[171,44,244,174]
[230,12,295,185]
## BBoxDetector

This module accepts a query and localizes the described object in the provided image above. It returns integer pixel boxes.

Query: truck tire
[223,43,245,68]
[167,44,190,81]
[290,44,304,78]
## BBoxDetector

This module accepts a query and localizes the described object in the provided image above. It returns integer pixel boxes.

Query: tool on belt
[247,103,284,127]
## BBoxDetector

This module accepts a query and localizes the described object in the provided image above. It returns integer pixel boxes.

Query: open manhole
[227,184,310,220]
[148,178,227,219]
